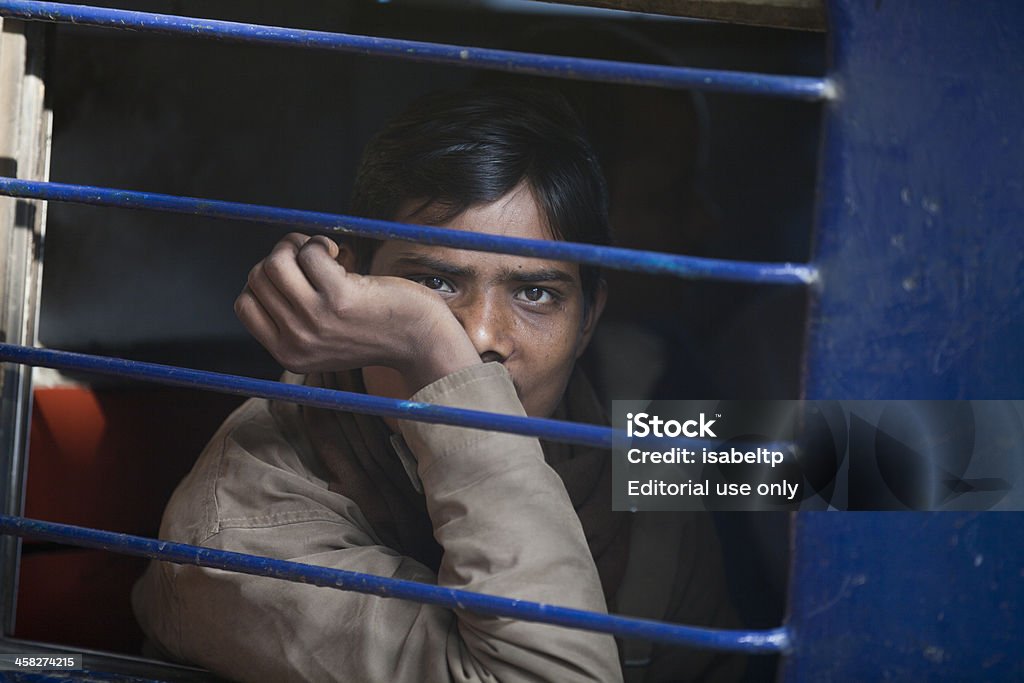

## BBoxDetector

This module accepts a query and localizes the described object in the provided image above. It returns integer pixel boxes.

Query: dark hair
[349,87,610,310]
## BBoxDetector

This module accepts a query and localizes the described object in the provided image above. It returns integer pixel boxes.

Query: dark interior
[17,2,826,680]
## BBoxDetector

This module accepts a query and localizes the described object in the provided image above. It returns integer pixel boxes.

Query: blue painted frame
[0,0,1020,680]
[786,1,1024,679]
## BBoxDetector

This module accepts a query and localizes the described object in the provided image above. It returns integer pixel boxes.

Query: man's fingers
[234,288,280,348]
[263,233,318,301]
[308,234,340,259]
[296,236,347,296]
[278,232,313,250]
[246,261,297,324]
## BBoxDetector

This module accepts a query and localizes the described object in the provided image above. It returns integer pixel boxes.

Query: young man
[132,88,739,682]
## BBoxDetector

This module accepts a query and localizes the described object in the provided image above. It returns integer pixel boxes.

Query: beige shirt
[132,362,624,682]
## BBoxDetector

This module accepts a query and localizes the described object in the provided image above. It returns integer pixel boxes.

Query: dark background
[25,1,825,677]
[40,0,823,397]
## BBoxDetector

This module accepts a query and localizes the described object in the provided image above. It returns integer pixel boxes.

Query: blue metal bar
[0,1,831,100]
[0,515,791,653]
[0,344,799,455]
[0,178,818,286]
[0,342,618,450]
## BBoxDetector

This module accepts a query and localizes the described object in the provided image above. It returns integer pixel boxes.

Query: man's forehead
[373,243,581,282]
[380,184,580,279]
[397,182,552,238]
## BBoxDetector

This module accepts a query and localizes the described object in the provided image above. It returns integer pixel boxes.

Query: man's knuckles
[296,239,339,275]
[246,263,264,289]
[262,252,294,286]
[306,235,340,258]
[234,289,261,322]
[279,232,311,249]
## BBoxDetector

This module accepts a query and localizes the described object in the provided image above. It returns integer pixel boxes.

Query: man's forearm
[399,363,623,682]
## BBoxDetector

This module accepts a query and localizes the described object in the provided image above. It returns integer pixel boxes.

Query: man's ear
[575,279,607,359]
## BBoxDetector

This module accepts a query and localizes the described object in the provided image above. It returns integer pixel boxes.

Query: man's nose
[451,293,514,363]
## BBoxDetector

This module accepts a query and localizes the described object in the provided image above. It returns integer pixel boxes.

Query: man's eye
[516,287,554,304]
[411,276,455,293]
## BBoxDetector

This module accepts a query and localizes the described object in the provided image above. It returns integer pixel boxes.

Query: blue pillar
[785,2,1024,679]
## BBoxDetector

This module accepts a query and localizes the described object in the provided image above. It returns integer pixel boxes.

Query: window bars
[0,0,829,658]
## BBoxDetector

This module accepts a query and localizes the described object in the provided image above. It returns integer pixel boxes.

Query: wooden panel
[0,16,50,635]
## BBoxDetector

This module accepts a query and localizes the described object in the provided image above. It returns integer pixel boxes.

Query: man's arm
[134,234,623,681]
[400,362,620,681]
[133,364,622,682]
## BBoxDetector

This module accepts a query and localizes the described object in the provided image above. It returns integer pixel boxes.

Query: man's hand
[235,233,481,389]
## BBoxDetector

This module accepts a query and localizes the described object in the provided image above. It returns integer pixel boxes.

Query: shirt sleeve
[132,362,623,683]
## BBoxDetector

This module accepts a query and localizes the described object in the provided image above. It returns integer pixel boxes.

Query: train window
[2,3,822,676]
[1,1,1020,681]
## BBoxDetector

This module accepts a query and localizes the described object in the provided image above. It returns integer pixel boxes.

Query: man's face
[360,183,604,419]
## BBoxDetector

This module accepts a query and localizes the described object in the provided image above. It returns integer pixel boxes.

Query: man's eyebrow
[499,267,577,285]
[391,254,476,277]
[390,254,576,285]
